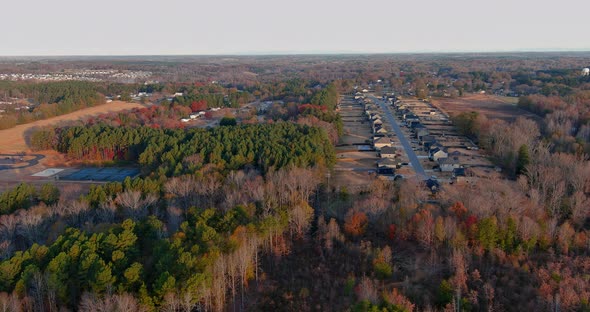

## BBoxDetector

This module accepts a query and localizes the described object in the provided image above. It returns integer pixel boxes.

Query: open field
[0,101,146,153]
[431,94,540,122]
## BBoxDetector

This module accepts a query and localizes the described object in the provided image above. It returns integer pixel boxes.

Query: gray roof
[380,146,396,154]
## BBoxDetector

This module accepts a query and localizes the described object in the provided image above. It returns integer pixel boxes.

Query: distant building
[583,68,590,76]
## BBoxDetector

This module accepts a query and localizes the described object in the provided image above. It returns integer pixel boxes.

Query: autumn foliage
[344,212,368,237]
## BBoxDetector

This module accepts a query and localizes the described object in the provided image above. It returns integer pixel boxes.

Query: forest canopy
[31,123,336,176]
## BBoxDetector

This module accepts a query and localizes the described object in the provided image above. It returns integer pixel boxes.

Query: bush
[220,117,237,126]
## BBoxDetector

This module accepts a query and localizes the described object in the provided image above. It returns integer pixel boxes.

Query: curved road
[0,154,45,171]
[370,96,427,179]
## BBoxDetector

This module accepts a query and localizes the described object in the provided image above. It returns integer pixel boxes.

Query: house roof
[422,135,436,142]
[429,142,445,150]
[376,128,388,134]
[425,178,440,192]
[374,137,390,144]
[377,158,397,167]
[452,167,466,176]
[431,147,447,154]
[438,157,459,165]
[380,146,397,155]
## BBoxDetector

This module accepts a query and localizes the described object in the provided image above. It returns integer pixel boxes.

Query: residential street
[370,96,427,178]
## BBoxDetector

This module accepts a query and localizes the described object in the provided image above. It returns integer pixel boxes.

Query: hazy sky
[3,0,589,55]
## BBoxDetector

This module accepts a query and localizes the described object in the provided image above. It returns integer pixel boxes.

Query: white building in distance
[582,68,590,76]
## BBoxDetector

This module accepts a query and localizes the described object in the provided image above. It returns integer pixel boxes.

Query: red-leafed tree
[191,100,208,112]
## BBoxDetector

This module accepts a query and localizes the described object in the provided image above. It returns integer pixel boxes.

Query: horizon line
[2,49,590,58]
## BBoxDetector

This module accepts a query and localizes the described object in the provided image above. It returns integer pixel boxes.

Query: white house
[438,157,461,172]
[430,147,448,161]
[189,111,206,119]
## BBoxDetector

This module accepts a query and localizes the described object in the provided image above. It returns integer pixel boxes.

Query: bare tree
[17,208,50,245]
[165,176,196,211]
[289,202,314,238]
[115,191,157,220]
[356,276,378,304]
[0,215,18,242]
[0,292,22,312]
[79,292,144,312]
[570,191,589,227]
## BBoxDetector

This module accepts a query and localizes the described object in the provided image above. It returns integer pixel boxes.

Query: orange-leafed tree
[344,212,368,237]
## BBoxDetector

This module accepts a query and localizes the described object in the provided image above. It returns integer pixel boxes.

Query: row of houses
[359,97,405,176]
[180,111,207,122]
[392,99,466,175]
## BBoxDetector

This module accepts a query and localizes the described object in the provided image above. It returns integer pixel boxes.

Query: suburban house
[416,128,430,140]
[430,146,448,161]
[377,158,398,169]
[452,167,466,178]
[373,119,383,133]
[425,178,440,193]
[189,111,206,119]
[403,113,420,123]
[421,135,437,146]
[373,136,392,150]
[438,157,461,172]
[375,127,388,135]
[371,113,382,121]
[408,120,421,128]
[379,146,397,158]
[377,167,395,175]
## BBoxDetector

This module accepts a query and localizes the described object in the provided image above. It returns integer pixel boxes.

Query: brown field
[431,94,540,122]
[0,101,146,153]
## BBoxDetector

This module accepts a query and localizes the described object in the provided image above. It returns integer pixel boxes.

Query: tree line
[30,123,336,176]
[0,81,105,130]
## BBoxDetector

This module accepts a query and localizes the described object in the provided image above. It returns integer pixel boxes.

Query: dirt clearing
[431,94,540,122]
[0,101,146,153]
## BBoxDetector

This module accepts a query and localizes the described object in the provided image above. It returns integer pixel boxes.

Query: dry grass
[431,94,539,122]
[0,101,146,153]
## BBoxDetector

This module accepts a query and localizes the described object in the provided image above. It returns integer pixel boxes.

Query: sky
[2,0,590,56]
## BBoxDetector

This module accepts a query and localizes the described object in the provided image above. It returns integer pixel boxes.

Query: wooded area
[1,54,589,311]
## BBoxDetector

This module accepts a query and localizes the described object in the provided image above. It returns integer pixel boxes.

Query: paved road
[0,154,45,171]
[370,96,427,178]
